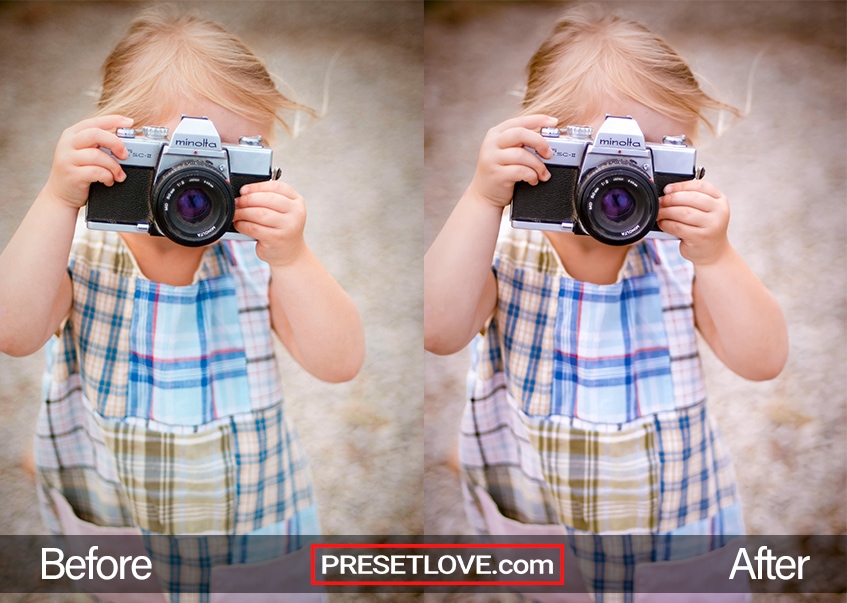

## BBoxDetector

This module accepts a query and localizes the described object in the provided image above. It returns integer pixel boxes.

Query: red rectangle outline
[310,543,565,586]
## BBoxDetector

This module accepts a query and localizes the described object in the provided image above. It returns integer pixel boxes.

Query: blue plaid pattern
[230,402,316,533]
[35,226,317,548]
[73,256,134,418]
[493,233,700,421]
[129,275,252,425]
[460,227,741,601]
[654,402,739,531]
[551,272,674,423]
[564,501,743,601]
[140,512,319,599]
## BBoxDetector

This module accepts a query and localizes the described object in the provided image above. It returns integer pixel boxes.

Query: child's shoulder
[69,221,135,277]
[494,220,559,275]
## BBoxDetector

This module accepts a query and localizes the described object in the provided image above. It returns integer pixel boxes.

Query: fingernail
[663,184,673,194]
[240,185,249,195]
[117,171,126,182]
[541,170,551,181]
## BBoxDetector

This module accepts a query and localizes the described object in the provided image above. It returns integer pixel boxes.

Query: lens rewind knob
[238,135,264,147]
[662,134,687,146]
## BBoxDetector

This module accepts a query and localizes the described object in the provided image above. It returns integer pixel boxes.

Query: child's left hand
[233,180,307,267]
[234,179,364,383]
[657,179,730,266]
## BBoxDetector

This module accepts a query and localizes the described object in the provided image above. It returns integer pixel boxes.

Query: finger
[73,128,129,159]
[656,221,702,260]
[68,115,134,135]
[493,114,558,133]
[230,219,286,242]
[230,219,262,240]
[657,205,710,229]
[503,164,547,187]
[496,127,553,158]
[239,179,298,199]
[233,206,291,229]
[655,218,699,239]
[660,188,723,210]
[72,148,127,183]
[661,178,722,199]
[496,147,550,176]
[77,165,122,188]
[236,192,302,214]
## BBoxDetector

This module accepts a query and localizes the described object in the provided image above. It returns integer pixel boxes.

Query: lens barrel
[576,161,658,246]
[152,161,234,247]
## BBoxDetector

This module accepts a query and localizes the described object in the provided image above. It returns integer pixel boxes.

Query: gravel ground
[0,1,421,601]
[424,1,845,600]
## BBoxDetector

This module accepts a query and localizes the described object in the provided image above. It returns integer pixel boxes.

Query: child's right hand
[42,115,134,210]
[467,114,559,209]
[0,115,132,355]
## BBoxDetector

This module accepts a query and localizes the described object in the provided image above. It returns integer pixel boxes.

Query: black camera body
[87,116,275,247]
[511,115,701,246]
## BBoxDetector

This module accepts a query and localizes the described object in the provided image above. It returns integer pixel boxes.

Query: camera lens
[599,188,637,223]
[175,188,213,224]
[576,161,658,246]
[152,161,234,247]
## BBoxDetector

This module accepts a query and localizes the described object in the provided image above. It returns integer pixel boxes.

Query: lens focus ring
[576,160,659,246]
[152,161,234,247]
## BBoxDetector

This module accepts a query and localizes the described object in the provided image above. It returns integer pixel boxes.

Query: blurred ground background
[0,1,421,601]
[424,1,845,601]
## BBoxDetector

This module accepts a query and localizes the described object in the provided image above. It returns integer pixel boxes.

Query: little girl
[425,6,788,601]
[0,6,363,598]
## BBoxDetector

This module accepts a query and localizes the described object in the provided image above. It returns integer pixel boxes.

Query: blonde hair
[521,5,739,140]
[96,6,315,143]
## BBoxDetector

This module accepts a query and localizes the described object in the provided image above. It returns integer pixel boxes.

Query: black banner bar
[0,535,843,595]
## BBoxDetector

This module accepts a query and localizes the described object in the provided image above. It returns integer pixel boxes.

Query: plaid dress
[34,226,318,599]
[460,227,743,601]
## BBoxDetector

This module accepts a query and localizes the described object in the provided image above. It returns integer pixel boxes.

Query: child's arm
[0,115,132,356]
[424,114,558,355]
[658,179,789,380]
[233,180,365,383]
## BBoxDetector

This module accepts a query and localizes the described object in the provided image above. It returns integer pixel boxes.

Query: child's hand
[467,114,559,208]
[657,179,731,266]
[43,115,133,210]
[233,180,307,267]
